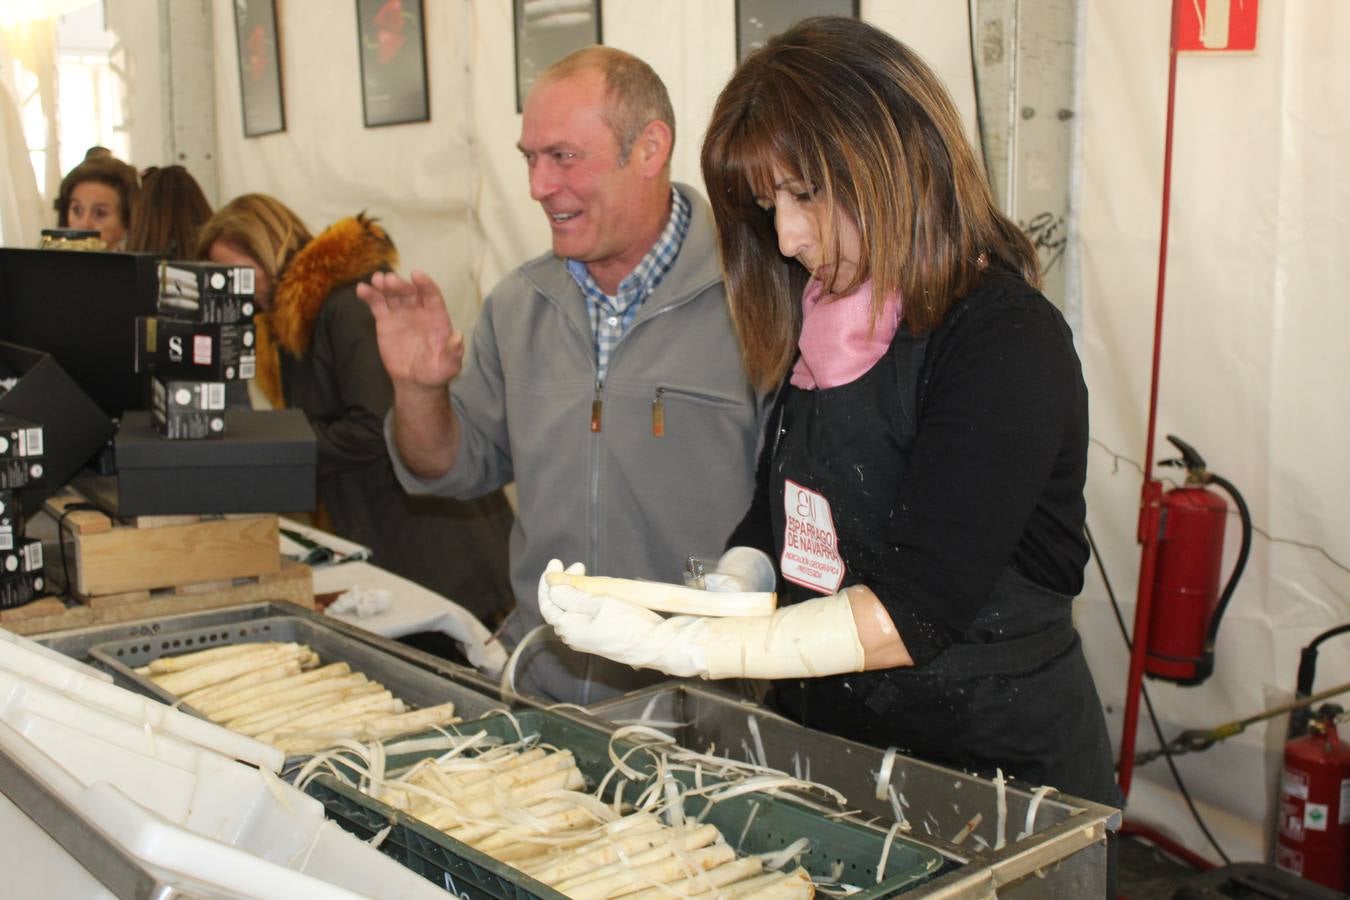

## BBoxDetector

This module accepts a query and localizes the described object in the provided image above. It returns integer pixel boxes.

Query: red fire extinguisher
[1277,707,1350,891]
[1144,435,1252,685]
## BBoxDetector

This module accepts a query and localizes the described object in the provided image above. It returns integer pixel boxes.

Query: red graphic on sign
[1176,0,1259,53]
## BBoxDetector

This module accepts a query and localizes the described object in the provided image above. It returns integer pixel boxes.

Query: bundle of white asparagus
[368,742,814,899]
[135,641,460,754]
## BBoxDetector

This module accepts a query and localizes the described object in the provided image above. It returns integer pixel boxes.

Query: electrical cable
[56,502,100,601]
[1085,521,1233,865]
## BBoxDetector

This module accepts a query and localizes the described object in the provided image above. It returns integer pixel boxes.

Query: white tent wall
[1076,0,1350,863]
[34,0,1334,866]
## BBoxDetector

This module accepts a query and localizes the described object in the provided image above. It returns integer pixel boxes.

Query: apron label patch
[781,479,845,593]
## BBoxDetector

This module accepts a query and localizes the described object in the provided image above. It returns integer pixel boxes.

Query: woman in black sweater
[538,17,1116,817]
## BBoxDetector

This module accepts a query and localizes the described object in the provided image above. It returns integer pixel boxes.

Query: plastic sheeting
[202,0,1350,863]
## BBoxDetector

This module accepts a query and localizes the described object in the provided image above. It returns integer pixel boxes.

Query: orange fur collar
[253,214,397,408]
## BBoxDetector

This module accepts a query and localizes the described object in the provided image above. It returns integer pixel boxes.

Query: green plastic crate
[306,709,943,899]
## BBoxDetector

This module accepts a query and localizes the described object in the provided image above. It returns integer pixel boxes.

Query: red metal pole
[1117,0,1182,801]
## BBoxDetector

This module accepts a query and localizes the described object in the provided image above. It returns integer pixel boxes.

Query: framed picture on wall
[513,0,602,113]
[233,0,286,137]
[735,0,858,63]
[356,0,430,127]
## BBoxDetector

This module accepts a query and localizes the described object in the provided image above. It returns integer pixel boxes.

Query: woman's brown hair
[125,165,214,256]
[194,193,312,283]
[701,16,1040,391]
[54,156,139,230]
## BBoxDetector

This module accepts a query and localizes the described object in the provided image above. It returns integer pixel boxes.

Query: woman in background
[53,154,139,249]
[196,194,516,626]
[125,165,213,256]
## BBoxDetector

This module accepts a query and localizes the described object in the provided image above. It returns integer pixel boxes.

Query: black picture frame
[734,0,858,63]
[356,0,430,127]
[233,0,286,137]
[513,0,602,113]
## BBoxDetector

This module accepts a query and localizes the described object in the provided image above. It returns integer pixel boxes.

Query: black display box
[134,317,257,381]
[114,409,316,516]
[150,376,226,440]
[0,342,115,510]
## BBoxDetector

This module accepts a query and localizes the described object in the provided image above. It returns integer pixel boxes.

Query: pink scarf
[789,279,902,390]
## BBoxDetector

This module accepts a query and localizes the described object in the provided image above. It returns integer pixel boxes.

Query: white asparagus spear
[561,844,737,900]
[722,867,815,899]
[179,660,305,708]
[552,829,723,893]
[228,683,385,734]
[362,702,460,739]
[624,856,765,900]
[545,573,776,618]
[419,766,586,826]
[446,798,583,845]
[212,674,370,723]
[408,749,561,815]
[187,662,350,713]
[473,806,599,854]
[524,817,666,882]
[147,642,283,674]
[152,644,310,695]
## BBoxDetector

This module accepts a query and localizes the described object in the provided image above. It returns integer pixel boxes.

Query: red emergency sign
[1175,0,1259,53]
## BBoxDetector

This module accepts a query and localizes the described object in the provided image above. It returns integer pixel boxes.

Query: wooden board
[0,559,313,636]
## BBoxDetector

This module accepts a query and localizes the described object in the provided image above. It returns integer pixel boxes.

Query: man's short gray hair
[541,46,675,166]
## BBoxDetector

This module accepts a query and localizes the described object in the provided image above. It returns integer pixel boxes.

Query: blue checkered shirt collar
[567,187,691,381]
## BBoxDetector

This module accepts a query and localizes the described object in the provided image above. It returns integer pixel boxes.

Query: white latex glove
[702,546,776,593]
[538,559,865,680]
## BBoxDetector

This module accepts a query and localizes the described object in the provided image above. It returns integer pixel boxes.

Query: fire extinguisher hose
[1202,472,1252,649]
[1136,678,1350,766]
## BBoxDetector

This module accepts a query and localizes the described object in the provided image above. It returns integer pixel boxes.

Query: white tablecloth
[278,519,508,674]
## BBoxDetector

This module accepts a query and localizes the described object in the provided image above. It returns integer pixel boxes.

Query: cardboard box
[0,413,43,458]
[134,317,257,382]
[0,458,40,490]
[0,343,115,510]
[115,409,316,516]
[0,570,44,610]
[150,377,226,440]
[157,260,255,301]
[0,536,41,574]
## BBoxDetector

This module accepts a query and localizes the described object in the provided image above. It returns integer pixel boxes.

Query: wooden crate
[40,488,280,597]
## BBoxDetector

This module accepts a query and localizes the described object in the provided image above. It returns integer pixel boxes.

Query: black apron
[765,328,1118,809]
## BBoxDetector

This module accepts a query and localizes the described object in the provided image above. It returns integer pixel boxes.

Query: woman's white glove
[538,559,865,680]
[702,546,777,593]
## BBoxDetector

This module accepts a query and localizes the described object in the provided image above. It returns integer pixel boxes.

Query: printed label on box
[193,334,213,365]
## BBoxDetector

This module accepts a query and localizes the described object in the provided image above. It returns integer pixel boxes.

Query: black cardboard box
[0,342,115,510]
[0,570,44,610]
[158,260,255,301]
[150,377,226,439]
[115,409,316,516]
[0,413,43,458]
[134,317,257,381]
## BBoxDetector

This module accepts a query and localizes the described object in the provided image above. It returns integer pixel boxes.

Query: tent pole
[1117,0,1182,802]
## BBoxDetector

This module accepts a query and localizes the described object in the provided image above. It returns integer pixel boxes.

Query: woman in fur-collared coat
[197,194,515,625]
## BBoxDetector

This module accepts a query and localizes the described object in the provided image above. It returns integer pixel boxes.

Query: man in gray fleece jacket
[359,47,764,704]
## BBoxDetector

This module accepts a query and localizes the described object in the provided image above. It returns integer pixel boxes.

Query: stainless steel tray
[587,684,1120,899]
[89,614,508,727]
[33,599,513,706]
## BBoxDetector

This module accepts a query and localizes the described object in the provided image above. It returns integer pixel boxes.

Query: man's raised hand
[357,270,465,390]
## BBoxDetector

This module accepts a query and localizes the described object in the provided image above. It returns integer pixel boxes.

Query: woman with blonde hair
[539,16,1116,825]
[197,194,515,626]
